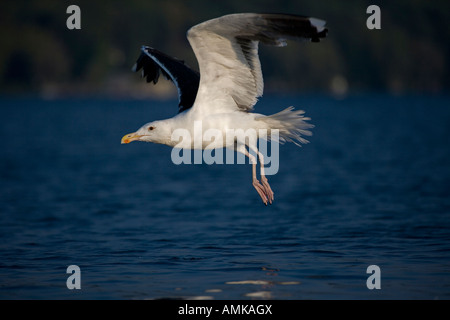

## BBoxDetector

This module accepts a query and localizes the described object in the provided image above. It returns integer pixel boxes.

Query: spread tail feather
[259,106,314,147]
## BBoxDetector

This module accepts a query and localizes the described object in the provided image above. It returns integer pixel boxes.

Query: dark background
[1,0,449,98]
[1,1,450,300]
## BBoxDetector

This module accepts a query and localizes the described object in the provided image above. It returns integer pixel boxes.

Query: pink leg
[260,175,274,204]
[252,161,269,205]
[256,152,274,204]
[242,147,272,205]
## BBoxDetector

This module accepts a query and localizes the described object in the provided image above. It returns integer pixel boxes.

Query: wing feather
[132,46,200,113]
[187,13,327,113]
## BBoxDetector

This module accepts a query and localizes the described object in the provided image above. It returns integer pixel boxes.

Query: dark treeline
[0,0,449,97]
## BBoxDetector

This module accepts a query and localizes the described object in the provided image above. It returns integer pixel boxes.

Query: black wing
[132,46,200,113]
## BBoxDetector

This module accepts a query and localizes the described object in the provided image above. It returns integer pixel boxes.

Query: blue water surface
[0,94,449,299]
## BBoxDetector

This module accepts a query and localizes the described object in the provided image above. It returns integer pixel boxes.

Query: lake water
[0,94,449,299]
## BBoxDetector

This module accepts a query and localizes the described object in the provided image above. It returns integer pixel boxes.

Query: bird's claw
[253,178,274,205]
[261,176,274,204]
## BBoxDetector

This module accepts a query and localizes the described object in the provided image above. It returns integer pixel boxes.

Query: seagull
[121,13,327,205]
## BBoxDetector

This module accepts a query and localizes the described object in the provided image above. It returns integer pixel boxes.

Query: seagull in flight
[121,13,327,205]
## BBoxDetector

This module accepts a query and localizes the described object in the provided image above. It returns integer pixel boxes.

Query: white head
[121,120,172,145]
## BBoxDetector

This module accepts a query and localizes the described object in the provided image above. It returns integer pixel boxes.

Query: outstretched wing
[132,46,200,113]
[187,13,327,114]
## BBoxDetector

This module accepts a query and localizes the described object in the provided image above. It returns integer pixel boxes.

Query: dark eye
[148,126,155,131]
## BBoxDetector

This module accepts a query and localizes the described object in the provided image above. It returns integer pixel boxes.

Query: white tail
[259,106,314,147]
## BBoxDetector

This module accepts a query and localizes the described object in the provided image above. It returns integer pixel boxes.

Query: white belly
[170,112,267,149]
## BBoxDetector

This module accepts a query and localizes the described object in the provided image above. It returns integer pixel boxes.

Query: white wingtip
[276,38,287,47]
[309,17,326,33]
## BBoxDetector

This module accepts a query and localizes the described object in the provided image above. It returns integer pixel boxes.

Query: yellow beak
[121,132,142,144]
